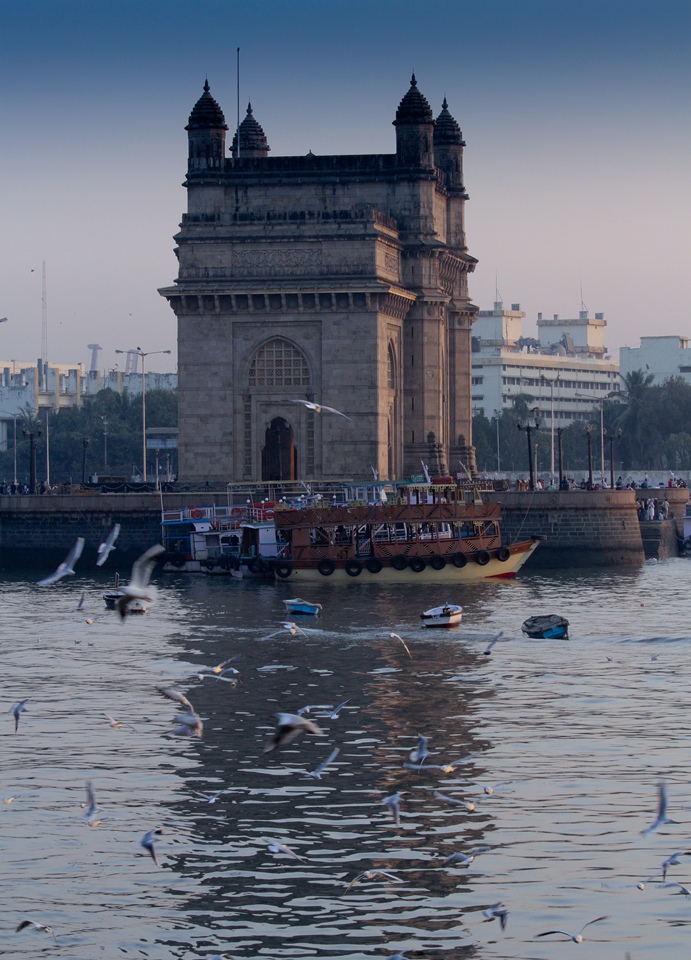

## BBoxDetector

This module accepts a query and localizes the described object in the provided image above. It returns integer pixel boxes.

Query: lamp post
[575,391,618,482]
[540,374,560,484]
[493,409,501,473]
[557,427,564,486]
[22,422,42,493]
[606,428,622,489]
[585,423,593,488]
[516,408,541,491]
[115,347,171,482]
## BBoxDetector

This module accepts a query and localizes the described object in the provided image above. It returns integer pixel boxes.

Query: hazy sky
[1,0,688,373]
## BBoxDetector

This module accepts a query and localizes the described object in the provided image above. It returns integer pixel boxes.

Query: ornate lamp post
[516,408,541,491]
[115,347,171,482]
[606,428,622,489]
[585,423,593,488]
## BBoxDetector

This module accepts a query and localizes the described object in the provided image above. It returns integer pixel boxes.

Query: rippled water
[2,557,691,959]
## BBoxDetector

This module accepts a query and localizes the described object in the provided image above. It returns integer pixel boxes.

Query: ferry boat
[160,481,542,582]
[269,483,541,583]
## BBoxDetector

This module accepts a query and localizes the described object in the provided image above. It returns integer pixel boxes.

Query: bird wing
[311,747,340,776]
[130,544,165,588]
[581,916,609,933]
[321,404,352,420]
[535,930,572,939]
[65,537,85,572]
[389,633,413,658]
[156,686,194,712]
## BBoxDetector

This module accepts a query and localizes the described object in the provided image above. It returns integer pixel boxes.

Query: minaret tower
[185,80,228,172]
[393,74,435,170]
[231,103,270,159]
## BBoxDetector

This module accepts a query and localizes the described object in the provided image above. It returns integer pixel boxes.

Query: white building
[619,336,691,385]
[471,303,620,425]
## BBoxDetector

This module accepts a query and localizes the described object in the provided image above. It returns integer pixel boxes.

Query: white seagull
[156,686,203,737]
[116,544,165,618]
[267,841,306,862]
[140,827,164,866]
[264,712,324,752]
[10,698,30,733]
[288,399,352,420]
[37,537,85,585]
[304,747,340,779]
[16,919,58,943]
[81,781,101,824]
[535,915,609,943]
[641,782,676,836]
[482,902,509,929]
[96,523,121,566]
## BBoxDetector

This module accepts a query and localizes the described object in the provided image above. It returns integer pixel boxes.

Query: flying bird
[304,747,340,779]
[103,712,135,730]
[408,735,428,766]
[140,827,164,866]
[326,699,350,719]
[191,790,224,804]
[535,915,609,943]
[288,399,352,420]
[37,537,85,585]
[116,544,165,618]
[10,698,30,733]
[156,686,203,737]
[381,791,406,826]
[344,870,402,893]
[81,781,101,824]
[267,842,306,862]
[641,782,675,836]
[483,631,505,655]
[96,523,121,566]
[389,632,413,659]
[15,919,58,943]
[442,845,490,866]
[264,712,324,752]
[482,903,509,929]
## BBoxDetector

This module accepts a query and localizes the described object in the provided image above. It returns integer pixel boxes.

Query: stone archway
[262,417,296,481]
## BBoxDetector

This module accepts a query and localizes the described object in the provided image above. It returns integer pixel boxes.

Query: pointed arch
[248,338,310,388]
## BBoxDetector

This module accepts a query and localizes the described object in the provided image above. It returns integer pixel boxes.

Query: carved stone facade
[160,78,478,484]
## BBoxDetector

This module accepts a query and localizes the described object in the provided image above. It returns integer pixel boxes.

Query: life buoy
[256,556,269,574]
[497,546,511,562]
[452,553,467,568]
[318,558,336,576]
[409,556,426,573]
[190,508,204,520]
[475,550,491,566]
[274,560,292,579]
[366,557,383,574]
[230,507,243,518]
[345,559,362,577]
[430,555,446,570]
[392,555,409,570]
[247,557,259,574]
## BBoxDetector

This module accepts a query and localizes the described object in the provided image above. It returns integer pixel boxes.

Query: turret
[185,80,228,172]
[434,97,466,192]
[393,74,435,169]
[231,103,270,159]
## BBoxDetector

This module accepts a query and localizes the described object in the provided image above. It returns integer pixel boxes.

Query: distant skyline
[1,0,688,374]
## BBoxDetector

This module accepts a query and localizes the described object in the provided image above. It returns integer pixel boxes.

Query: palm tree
[614,370,655,467]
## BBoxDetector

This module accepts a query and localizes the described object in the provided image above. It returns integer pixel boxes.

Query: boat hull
[276,539,540,583]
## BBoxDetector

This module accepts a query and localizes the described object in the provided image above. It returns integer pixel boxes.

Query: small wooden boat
[521,614,569,639]
[103,573,146,614]
[283,598,322,616]
[420,603,463,628]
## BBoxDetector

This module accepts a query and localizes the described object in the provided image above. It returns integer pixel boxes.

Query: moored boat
[283,598,322,616]
[521,614,569,639]
[420,603,463,628]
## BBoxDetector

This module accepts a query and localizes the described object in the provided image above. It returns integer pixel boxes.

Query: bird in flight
[535,915,608,943]
[344,870,402,893]
[264,712,324,752]
[288,399,352,420]
[37,537,85,585]
[140,827,164,866]
[641,782,675,836]
[482,902,509,929]
[389,632,413,659]
[381,791,406,826]
[304,747,340,780]
[442,845,490,866]
[156,686,203,738]
[96,523,121,566]
[10,698,30,733]
[81,781,101,825]
[15,919,58,943]
[116,544,165,618]
[267,841,306,862]
[408,735,428,766]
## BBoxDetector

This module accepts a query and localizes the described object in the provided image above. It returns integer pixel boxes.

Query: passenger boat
[420,603,463,628]
[283,598,322,616]
[521,614,569,639]
[270,481,542,583]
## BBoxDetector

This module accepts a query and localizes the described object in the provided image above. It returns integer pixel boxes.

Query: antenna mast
[236,47,240,159]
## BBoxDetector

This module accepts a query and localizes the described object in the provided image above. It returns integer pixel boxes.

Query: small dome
[393,74,434,125]
[186,80,228,131]
[434,97,463,145]
[231,102,270,156]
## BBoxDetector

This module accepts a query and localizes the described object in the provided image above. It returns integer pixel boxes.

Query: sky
[1,0,689,374]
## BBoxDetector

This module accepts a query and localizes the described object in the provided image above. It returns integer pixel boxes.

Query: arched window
[387,342,396,390]
[248,338,310,388]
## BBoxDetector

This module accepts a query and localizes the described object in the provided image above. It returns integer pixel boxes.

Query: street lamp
[516,407,541,491]
[540,374,560,484]
[575,391,619,482]
[585,423,593,488]
[605,428,622,489]
[115,347,171,482]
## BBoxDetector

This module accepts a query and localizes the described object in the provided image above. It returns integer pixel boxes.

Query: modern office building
[620,336,691,385]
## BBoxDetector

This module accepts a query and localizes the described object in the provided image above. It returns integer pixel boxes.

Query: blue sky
[1,0,688,372]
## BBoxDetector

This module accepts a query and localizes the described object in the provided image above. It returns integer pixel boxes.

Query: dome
[186,80,228,131]
[393,74,434,126]
[434,97,464,145]
[231,102,270,156]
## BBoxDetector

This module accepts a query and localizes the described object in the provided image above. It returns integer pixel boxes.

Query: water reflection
[1,559,691,958]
